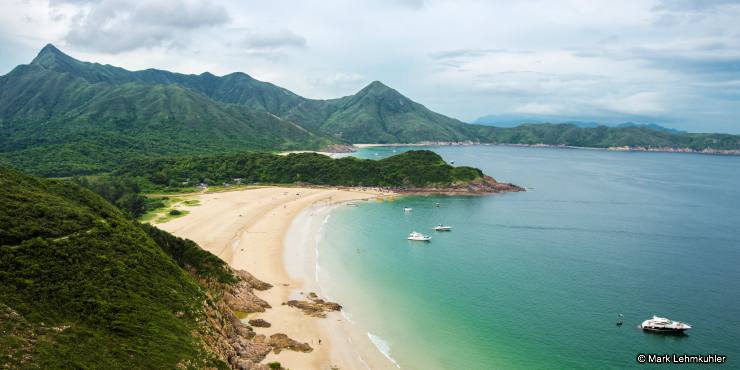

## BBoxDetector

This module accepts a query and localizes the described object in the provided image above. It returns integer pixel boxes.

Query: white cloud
[63,0,230,53]
[241,29,306,50]
[514,102,567,115]
[594,92,667,116]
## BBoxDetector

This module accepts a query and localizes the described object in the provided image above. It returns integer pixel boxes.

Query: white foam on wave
[368,332,401,368]
[315,213,332,283]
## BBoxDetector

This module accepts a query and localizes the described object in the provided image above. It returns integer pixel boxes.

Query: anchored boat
[433,224,452,231]
[640,315,691,333]
[408,231,432,241]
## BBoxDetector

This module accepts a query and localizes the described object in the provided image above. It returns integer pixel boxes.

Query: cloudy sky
[2,0,740,133]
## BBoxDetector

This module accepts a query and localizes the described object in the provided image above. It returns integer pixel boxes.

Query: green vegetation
[72,176,151,218]
[3,45,738,178]
[0,165,234,369]
[183,199,201,206]
[283,81,476,143]
[268,361,282,369]
[0,45,332,177]
[138,223,236,285]
[471,123,740,151]
[155,209,190,224]
[116,150,483,190]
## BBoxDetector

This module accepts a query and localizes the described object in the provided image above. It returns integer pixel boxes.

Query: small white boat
[433,224,452,231]
[407,231,432,241]
[404,207,413,212]
[640,315,691,333]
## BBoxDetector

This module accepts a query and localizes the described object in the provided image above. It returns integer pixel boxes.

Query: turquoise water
[319,146,740,369]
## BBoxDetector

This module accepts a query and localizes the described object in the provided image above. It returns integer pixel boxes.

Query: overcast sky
[2,0,740,133]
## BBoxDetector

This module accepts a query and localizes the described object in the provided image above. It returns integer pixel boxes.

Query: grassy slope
[0,165,231,369]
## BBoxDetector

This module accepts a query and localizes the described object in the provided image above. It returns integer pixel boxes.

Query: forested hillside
[117,150,483,190]
[0,166,271,369]
[0,45,331,176]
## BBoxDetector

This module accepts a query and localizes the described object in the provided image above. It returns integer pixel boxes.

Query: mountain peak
[357,80,402,97]
[364,80,390,90]
[31,43,75,68]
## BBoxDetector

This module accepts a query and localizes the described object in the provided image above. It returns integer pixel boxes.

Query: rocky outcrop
[400,175,525,195]
[286,293,342,318]
[248,319,271,328]
[262,334,313,354]
[235,270,273,291]
[194,269,312,370]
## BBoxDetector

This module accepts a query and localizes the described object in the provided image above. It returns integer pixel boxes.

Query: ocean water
[318,146,740,369]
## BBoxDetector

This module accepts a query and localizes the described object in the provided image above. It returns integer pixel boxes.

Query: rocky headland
[397,175,525,195]
[197,269,313,370]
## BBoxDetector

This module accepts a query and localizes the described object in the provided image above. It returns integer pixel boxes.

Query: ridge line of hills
[1,44,740,177]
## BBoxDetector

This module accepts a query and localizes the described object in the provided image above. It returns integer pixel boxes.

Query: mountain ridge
[2,44,740,177]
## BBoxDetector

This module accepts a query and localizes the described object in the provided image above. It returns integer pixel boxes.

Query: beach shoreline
[156,186,397,369]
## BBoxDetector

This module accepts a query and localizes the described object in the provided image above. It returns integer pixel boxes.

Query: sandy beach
[158,186,397,370]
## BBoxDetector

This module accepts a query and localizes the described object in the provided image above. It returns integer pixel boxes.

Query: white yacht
[404,207,413,212]
[407,231,432,241]
[640,316,691,333]
[433,224,452,231]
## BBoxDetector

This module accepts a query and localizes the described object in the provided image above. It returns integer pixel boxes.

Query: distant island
[2,45,739,177]
[472,115,685,133]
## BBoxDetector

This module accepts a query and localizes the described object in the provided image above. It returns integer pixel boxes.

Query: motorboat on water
[407,231,432,241]
[404,207,413,212]
[433,224,452,231]
[640,315,691,333]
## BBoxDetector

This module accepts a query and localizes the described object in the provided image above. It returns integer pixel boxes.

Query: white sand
[158,186,397,370]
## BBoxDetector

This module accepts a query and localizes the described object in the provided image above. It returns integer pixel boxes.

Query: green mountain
[2,44,739,178]
[30,44,305,115]
[280,81,474,143]
[0,45,482,176]
[0,45,330,176]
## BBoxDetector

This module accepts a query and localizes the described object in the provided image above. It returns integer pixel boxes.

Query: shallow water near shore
[318,145,740,369]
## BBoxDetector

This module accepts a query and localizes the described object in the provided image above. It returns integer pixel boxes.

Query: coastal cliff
[196,269,313,370]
